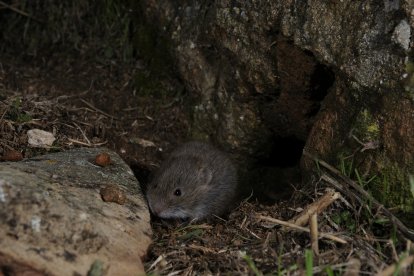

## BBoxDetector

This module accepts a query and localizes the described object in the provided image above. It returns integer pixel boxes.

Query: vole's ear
[197,167,213,185]
[194,157,213,185]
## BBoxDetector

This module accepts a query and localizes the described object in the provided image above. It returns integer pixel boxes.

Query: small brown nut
[100,184,126,205]
[1,150,23,162]
[95,152,111,167]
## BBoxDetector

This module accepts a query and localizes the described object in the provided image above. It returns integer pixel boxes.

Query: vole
[146,141,237,220]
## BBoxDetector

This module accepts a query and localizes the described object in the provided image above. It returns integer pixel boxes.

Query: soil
[1,52,413,275]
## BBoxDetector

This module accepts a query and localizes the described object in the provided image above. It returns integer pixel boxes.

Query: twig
[310,213,319,256]
[187,244,217,254]
[0,1,43,23]
[80,99,119,120]
[147,254,166,271]
[343,258,361,276]
[320,174,364,206]
[303,151,414,241]
[376,255,414,276]
[73,122,91,145]
[257,215,347,244]
[312,261,370,275]
[0,106,8,121]
[288,189,340,227]
[67,138,107,147]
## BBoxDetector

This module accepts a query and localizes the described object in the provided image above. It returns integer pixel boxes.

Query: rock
[27,129,56,148]
[0,148,151,275]
[136,0,414,210]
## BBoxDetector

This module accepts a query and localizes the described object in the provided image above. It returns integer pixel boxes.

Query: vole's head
[146,156,213,220]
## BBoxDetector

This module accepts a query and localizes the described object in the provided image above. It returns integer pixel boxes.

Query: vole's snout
[146,199,154,213]
[148,205,155,215]
[147,200,162,217]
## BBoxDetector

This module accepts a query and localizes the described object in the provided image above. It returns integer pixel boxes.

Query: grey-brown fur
[146,141,237,220]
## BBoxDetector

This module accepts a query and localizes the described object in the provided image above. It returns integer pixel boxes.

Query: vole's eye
[174,188,181,196]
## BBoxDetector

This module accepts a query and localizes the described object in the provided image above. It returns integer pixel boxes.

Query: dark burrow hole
[1,266,12,276]
[130,162,152,192]
[245,58,335,203]
[242,136,306,203]
[254,136,306,168]
[309,63,335,102]
[304,64,335,118]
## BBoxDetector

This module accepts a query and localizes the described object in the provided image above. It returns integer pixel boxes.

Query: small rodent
[146,141,237,220]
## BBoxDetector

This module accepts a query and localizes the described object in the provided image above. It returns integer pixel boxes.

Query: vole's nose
[151,208,159,216]
[148,201,161,216]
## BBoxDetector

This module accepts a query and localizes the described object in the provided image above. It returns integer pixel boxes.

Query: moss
[372,159,414,228]
[371,157,414,212]
[190,103,219,141]
[332,210,356,233]
[6,98,33,123]
[131,72,164,97]
[353,108,380,142]
[190,129,211,142]
[333,104,414,226]
[132,24,174,74]
[404,60,414,101]
[336,150,414,227]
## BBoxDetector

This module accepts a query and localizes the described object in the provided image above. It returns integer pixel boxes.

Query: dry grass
[145,188,413,275]
[144,162,414,275]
